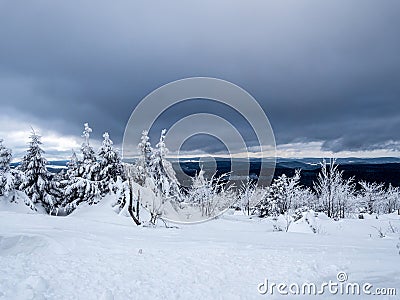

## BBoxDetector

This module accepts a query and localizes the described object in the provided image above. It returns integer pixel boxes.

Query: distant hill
[173,157,400,189]
[11,160,68,174]
[10,157,400,189]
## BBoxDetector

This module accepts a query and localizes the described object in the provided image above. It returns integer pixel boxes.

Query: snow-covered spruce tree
[61,151,81,209]
[148,129,181,203]
[256,170,301,218]
[0,139,14,197]
[122,130,153,221]
[256,187,276,218]
[109,162,144,227]
[314,159,355,219]
[64,176,101,213]
[19,131,62,213]
[0,140,12,171]
[62,124,101,213]
[0,139,36,210]
[78,123,99,181]
[66,150,79,179]
[132,130,153,186]
[141,129,183,224]
[188,167,213,217]
[98,132,125,194]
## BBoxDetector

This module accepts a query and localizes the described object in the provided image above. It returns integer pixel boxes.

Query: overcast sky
[0,0,399,160]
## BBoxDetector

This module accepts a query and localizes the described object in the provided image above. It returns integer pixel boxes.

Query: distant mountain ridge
[10,157,400,188]
[172,157,400,188]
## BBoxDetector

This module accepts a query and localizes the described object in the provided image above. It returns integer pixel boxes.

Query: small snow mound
[0,192,41,214]
[69,194,119,218]
[24,275,48,292]
[16,275,49,300]
[316,212,330,220]
[233,209,245,216]
[0,235,48,256]
[100,289,114,300]
[289,210,332,234]
[361,213,379,220]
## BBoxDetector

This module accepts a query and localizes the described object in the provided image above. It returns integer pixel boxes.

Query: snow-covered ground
[0,200,399,300]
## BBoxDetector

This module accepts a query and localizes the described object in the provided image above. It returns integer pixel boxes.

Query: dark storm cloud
[0,0,399,155]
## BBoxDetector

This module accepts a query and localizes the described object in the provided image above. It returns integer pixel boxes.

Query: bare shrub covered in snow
[357,181,386,214]
[184,167,234,218]
[379,184,400,214]
[314,159,355,219]
[238,179,267,216]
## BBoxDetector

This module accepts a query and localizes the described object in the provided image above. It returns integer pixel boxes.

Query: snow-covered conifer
[98,132,125,189]
[0,139,15,197]
[133,130,153,185]
[19,130,61,213]
[148,129,181,202]
[64,176,101,213]
[189,168,212,216]
[81,123,96,163]
[66,150,79,179]
[62,124,101,212]
[257,170,301,217]
[79,123,99,181]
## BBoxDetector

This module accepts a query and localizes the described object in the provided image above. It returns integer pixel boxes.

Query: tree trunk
[136,189,140,220]
[128,181,141,226]
[150,212,158,225]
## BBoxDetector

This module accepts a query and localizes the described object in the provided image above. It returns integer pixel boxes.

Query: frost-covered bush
[238,180,267,215]
[184,167,234,218]
[357,181,386,214]
[314,159,355,219]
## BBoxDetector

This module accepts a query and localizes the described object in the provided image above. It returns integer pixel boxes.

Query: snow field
[0,200,399,299]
